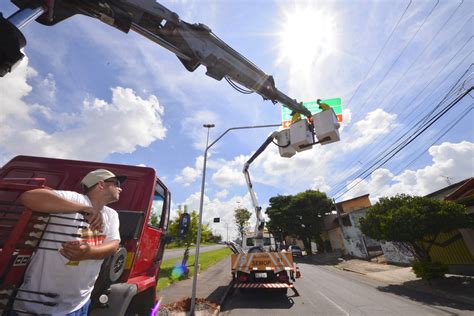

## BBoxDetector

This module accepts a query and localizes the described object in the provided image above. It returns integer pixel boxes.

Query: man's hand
[60,241,91,261]
[82,207,103,231]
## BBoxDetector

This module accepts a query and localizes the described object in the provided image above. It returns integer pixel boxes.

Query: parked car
[289,245,303,257]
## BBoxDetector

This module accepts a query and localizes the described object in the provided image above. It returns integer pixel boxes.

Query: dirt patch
[158,297,219,315]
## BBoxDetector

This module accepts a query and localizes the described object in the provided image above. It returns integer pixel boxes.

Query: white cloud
[212,165,246,188]
[174,156,204,186]
[0,58,36,126]
[176,191,255,241]
[0,58,167,163]
[341,141,474,202]
[343,109,398,151]
[215,189,229,198]
[181,110,221,150]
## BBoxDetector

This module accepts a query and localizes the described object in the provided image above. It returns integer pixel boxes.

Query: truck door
[128,179,170,279]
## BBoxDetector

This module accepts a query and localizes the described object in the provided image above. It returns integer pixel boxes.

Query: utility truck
[0,0,342,307]
[231,102,341,295]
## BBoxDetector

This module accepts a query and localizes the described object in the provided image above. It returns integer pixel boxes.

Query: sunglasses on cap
[104,178,121,188]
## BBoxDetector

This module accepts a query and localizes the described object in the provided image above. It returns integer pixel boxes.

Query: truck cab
[242,232,276,253]
[0,155,171,315]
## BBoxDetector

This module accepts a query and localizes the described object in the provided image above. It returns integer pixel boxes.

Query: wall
[328,227,344,251]
[338,195,371,214]
[340,210,369,259]
[380,241,414,265]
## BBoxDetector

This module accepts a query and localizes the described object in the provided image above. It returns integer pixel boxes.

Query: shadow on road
[294,252,342,266]
[377,277,474,312]
[221,288,295,311]
[206,285,229,304]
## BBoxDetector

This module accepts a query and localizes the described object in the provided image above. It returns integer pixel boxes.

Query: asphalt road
[221,258,474,315]
[162,244,226,261]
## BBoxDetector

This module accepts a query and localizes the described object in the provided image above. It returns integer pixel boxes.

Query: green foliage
[168,210,214,247]
[234,207,252,243]
[359,194,473,262]
[149,213,159,227]
[412,261,448,281]
[266,190,333,255]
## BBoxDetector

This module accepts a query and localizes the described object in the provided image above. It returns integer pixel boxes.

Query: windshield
[246,237,273,246]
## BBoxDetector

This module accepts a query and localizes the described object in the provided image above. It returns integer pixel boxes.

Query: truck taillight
[238,273,249,282]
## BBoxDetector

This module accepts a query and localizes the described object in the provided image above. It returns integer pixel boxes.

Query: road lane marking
[318,291,349,316]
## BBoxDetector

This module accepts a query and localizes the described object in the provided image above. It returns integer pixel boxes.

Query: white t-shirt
[14,190,121,315]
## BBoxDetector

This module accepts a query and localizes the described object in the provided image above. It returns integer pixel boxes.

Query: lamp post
[189,123,280,315]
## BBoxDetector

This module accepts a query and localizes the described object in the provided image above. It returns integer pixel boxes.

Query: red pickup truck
[0,155,171,315]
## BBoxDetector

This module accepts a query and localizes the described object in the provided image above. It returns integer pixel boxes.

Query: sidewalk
[157,256,232,315]
[335,258,474,306]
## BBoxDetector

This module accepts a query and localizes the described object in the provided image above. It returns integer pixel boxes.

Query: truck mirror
[178,213,191,237]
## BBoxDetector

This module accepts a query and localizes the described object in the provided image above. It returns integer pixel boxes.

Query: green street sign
[281,98,343,127]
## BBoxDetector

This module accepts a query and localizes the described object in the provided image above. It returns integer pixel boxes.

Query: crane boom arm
[243,131,278,242]
[6,0,312,116]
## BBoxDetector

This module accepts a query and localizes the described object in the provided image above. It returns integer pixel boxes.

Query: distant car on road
[290,245,303,257]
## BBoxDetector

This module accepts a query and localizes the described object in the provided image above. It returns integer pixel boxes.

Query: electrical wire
[329,44,472,194]
[375,4,468,117]
[225,76,254,94]
[370,104,473,198]
[351,0,440,122]
[330,73,470,197]
[344,0,413,109]
[330,70,472,195]
[332,85,472,200]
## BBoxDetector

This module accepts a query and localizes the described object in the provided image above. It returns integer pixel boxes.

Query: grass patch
[157,247,231,291]
[165,242,217,250]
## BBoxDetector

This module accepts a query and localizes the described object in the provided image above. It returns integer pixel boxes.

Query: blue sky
[1,0,473,240]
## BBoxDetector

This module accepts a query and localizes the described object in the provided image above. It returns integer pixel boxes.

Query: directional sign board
[281,98,343,128]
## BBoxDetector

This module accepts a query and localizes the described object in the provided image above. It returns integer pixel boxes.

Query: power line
[370,104,472,198]
[332,84,473,200]
[375,4,468,117]
[331,72,470,197]
[351,0,440,121]
[329,42,472,194]
[344,0,413,108]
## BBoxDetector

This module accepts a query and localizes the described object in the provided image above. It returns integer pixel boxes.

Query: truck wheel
[109,247,127,282]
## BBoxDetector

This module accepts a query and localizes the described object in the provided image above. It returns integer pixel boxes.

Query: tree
[168,210,213,247]
[234,207,252,245]
[266,190,333,255]
[359,194,474,280]
[288,190,333,255]
[266,195,294,246]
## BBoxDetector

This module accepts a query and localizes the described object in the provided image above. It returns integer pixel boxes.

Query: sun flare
[279,6,337,67]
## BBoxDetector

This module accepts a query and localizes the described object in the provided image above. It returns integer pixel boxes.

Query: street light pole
[190,123,214,315]
[189,123,280,315]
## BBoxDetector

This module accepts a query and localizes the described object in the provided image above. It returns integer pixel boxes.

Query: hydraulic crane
[0,0,312,117]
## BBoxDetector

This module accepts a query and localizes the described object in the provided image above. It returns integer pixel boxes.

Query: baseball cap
[80,169,127,190]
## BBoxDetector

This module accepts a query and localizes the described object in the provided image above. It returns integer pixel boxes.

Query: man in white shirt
[13,169,124,315]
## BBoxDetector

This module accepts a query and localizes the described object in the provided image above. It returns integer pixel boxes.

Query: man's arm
[19,188,103,230]
[20,188,89,213]
[60,240,120,261]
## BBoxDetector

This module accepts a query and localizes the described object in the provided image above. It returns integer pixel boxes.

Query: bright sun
[279,6,337,67]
